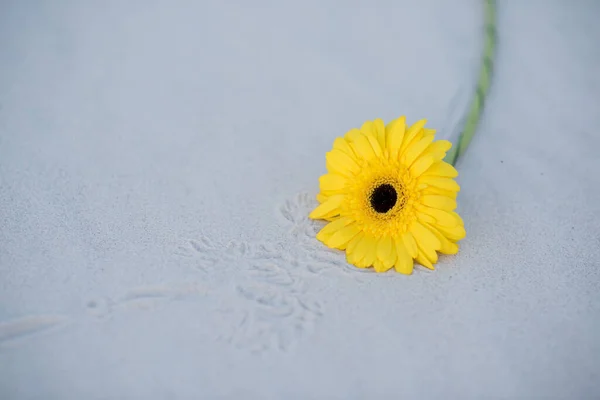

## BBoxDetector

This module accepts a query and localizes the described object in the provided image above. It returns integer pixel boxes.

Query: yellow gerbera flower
[309,116,466,274]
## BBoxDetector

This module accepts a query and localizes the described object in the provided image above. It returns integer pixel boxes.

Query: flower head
[309,116,465,274]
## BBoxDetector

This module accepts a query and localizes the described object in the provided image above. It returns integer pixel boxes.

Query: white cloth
[1,1,598,398]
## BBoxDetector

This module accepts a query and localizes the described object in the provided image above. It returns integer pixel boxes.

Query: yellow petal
[400,119,427,155]
[333,137,356,158]
[416,211,436,224]
[346,251,358,266]
[350,234,371,267]
[346,232,364,266]
[358,120,383,156]
[347,231,363,253]
[409,155,435,177]
[436,223,466,242]
[423,128,436,137]
[325,158,349,178]
[449,211,465,226]
[404,136,426,158]
[316,216,354,240]
[424,222,459,255]
[402,135,435,167]
[326,224,361,249]
[373,259,384,272]
[326,150,360,176]
[309,194,344,219]
[419,176,460,192]
[421,195,457,211]
[347,249,364,268]
[429,151,447,162]
[361,235,377,267]
[319,174,347,193]
[424,186,458,199]
[416,205,460,227]
[410,220,442,251]
[365,134,383,157]
[402,232,418,258]
[316,193,327,203]
[373,258,393,273]
[385,116,406,159]
[417,237,438,264]
[422,140,452,161]
[350,134,377,161]
[344,128,362,143]
[359,120,374,137]
[416,251,435,270]
[373,118,386,149]
[424,161,458,178]
[394,236,414,274]
[350,257,367,268]
[376,235,396,267]
[443,241,459,255]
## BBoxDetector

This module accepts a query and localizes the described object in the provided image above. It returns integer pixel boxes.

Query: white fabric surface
[1,1,599,398]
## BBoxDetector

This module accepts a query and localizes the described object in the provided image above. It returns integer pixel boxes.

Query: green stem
[444,0,497,166]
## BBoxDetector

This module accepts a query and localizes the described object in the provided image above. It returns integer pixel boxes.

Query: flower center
[370,183,397,213]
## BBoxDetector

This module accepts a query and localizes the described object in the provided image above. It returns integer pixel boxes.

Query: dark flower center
[370,184,397,213]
